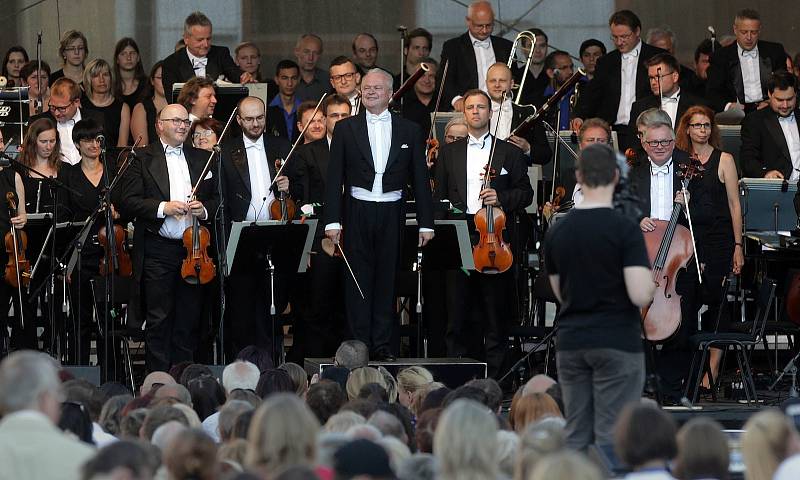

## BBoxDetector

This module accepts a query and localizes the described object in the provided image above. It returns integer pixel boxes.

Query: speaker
[63,366,101,386]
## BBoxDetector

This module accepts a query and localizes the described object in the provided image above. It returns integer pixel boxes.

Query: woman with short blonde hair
[741,409,800,480]
[434,399,499,480]
[345,366,387,400]
[397,366,434,408]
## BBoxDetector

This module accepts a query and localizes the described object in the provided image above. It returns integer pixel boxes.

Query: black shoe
[373,351,396,362]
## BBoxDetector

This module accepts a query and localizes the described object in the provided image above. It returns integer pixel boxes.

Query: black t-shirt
[544,207,651,352]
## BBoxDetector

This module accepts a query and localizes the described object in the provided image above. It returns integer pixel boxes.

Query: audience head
[141,405,190,441]
[222,360,260,394]
[177,76,216,119]
[256,368,296,398]
[0,351,61,422]
[306,380,346,424]
[58,401,94,444]
[733,9,761,51]
[246,393,320,476]
[434,399,499,480]
[99,394,133,436]
[608,10,642,54]
[218,400,254,443]
[742,409,800,480]
[164,428,218,480]
[346,367,388,400]
[294,34,324,73]
[615,403,677,471]
[81,440,159,480]
[397,453,437,480]
[515,419,567,480]
[119,408,149,439]
[334,438,394,479]
[183,11,213,58]
[467,378,503,414]
[530,451,602,480]
[335,340,369,370]
[153,382,192,406]
[512,392,563,433]
[415,407,442,453]
[466,1,495,42]
[674,417,730,480]
[187,375,225,420]
[151,420,187,451]
[397,366,434,407]
[325,410,366,434]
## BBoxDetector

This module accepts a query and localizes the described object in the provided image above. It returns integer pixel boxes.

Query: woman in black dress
[112,38,149,112]
[676,104,744,384]
[81,59,131,147]
[131,61,166,146]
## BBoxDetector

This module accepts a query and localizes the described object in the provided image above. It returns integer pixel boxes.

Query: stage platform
[304,357,487,388]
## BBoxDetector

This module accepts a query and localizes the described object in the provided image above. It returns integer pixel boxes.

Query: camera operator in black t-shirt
[544,143,655,453]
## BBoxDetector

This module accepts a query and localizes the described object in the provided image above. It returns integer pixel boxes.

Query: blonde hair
[245,394,320,475]
[397,366,434,395]
[346,367,387,400]
[741,409,796,480]
[434,399,499,480]
[82,58,113,100]
[410,381,446,417]
[529,451,602,480]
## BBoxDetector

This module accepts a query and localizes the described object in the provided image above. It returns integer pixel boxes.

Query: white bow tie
[468,135,489,149]
[245,140,264,150]
[661,96,679,104]
[651,164,670,176]
[622,49,639,60]
[780,113,796,123]
[165,145,183,156]
[192,57,208,70]
[492,101,513,112]
[367,111,391,124]
[473,39,491,49]
[741,49,758,59]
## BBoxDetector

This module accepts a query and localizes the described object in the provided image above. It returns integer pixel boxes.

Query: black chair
[683,278,777,404]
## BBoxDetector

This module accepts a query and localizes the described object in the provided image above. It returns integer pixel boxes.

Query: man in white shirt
[0,351,94,480]
[118,104,218,372]
[324,69,434,362]
[219,96,291,358]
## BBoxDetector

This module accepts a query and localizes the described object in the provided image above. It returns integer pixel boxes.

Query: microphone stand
[35,31,42,115]
[397,25,407,111]
[657,66,663,106]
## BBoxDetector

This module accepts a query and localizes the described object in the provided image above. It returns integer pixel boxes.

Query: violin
[426,137,439,167]
[641,157,705,340]
[268,158,297,221]
[98,223,132,277]
[181,196,216,285]
[4,192,30,290]
[472,163,513,274]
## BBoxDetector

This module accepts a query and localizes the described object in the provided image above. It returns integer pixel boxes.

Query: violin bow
[270,93,328,189]
[427,59,449,143]
[680,157,704,284]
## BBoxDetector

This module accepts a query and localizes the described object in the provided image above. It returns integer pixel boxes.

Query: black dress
[81,95,125,146]
[137,98,159,145]
[121,82,147,112]
[688,148,735,332]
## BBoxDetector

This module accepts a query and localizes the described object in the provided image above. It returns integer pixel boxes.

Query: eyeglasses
[193,130,214,138]
[648,71,674,81]
[161,117,191,127]
[331,72,357,83]
[610,32,635,42]
[49,100,76,114]
[64,46,85,54]
[644,139,674,147]
[239,114,265,124]
[472,24,493,31]
[445,134,466,143]
[689,122,712,130]
[361,85,386,93]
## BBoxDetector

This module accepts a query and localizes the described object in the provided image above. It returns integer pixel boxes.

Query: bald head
[486,63,512,102]
[237,96,267,140]
[156,104,190,147]
[141,371,176,396]
[522,374,557,396]
[467,1,495,41]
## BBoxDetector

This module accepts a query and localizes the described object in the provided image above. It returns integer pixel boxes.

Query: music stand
[0,87,29,145]
[226,219,316,365]
[740,178,798,233]
[399,219,472,357]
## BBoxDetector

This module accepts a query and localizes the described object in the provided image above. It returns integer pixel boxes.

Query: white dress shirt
[186,48,208,78]
[57,108,82,165]
[661,88,680,127]
[490,99,514,140]
[738,44,763,104]
[572,183,584,206]
[244,134,276,220]
[778,113,800,181]
[649,157,674,221]
[466,132,491,214]
[615,41,642,126]
[349,93,361,115]
[157,142,194,239]
[351,109,401,202]
[451,33,497,107]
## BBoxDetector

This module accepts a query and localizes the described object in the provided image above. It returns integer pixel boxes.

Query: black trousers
[343,198,403,354]
[142,234,203,372]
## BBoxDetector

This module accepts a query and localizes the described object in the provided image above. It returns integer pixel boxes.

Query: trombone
[507,31,537,106]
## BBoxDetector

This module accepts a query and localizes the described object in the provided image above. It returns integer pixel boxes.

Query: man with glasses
[329,56,362,115]
[741,71,800,179]
[432,89,533,377]
[32,77,103,165]
[439,0,512,112]
[324,69,434,362]
[118,103,219,372]
[572,10,665,150]
[220,96,291,358]
[291,94,352,360]
[627,53,706,151]
[543,50,578,131]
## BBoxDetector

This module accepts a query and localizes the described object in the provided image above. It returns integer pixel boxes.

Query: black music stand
[226,219,316,365]
[400,219,472,357]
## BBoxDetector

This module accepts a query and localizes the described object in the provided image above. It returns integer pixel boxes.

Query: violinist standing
[219,96,290,358]
[433,89,533,378]
[324,69,434,362]
[0,131,29,355]
[61,119,122,367]
[544,143,655,452]
[628,109,696,404]
[118,104,218,372]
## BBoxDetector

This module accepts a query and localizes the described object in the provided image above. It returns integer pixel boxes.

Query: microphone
[708,26,716,53]
[397,25,407,32]
[96,134,106,144]
[254,196,268,221]
[236,193,268,222]
[37,31,42,44]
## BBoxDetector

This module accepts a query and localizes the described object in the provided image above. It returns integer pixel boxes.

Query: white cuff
[451,95,463,108]
[419,227,434,233]
[157,201,166,219]
[325,223,342,231]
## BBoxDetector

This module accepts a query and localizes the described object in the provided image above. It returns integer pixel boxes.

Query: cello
[641,157,705,340]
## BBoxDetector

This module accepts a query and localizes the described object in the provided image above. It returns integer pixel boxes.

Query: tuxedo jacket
[510,103,552,166]
[626,90,708,151]
[266,105,301,144]
[118,141,220,327]
[575,42,666,125]
[628,148,691,219]
[439,33,513,106]
[323,111,434,229]
[292,138,329,206]
[705,40,789,112]
[162,46,243,101]
[220,133,291,222]
[740,107,800,178]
